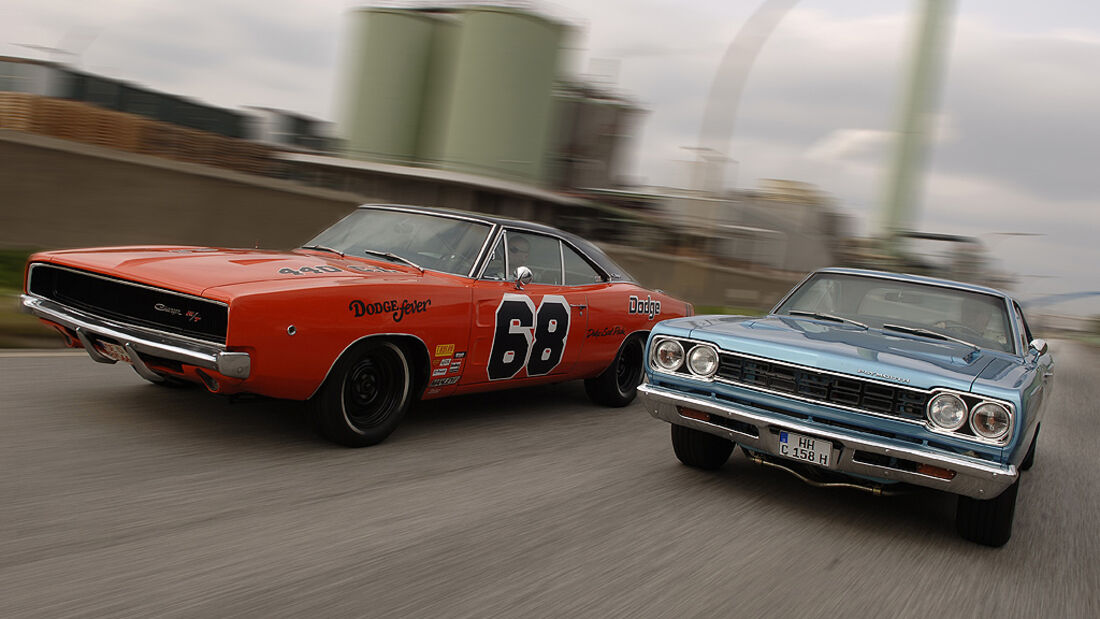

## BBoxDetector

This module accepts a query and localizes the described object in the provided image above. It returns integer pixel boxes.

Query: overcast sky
[3,0,1098,316]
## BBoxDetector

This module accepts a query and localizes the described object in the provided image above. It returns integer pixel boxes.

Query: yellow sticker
[435,343,455,357]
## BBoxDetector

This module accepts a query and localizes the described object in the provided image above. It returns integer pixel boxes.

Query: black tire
[1020,424,1039,471]
[309,340,412,447]
[584,335,645,407]
[671,424,734,470]
[956,477,1019,547]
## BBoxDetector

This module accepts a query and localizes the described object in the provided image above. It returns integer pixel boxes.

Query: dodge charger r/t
[639,268,1052,546]
[22,204,691,447]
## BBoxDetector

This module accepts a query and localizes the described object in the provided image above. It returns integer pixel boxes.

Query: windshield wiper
[300,245,345,258]
[363,249,424,273]
[882,323,979,350]
[787,310,868,329]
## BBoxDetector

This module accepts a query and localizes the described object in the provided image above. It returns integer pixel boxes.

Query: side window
[480,235,507,281]
[507,231,562,285]
[563,243,603,285]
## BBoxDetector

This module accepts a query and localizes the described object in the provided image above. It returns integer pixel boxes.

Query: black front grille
[28,264,227,344]
[717,352,928,421]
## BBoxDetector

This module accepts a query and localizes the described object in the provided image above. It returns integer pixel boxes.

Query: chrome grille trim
[713,350,931,425]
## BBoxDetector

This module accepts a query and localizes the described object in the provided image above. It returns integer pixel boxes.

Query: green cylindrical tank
[437,8,564,184]
[415,14,460,164]
[341,9,437,163]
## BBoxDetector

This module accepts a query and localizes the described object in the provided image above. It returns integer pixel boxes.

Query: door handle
[570,303,587,313]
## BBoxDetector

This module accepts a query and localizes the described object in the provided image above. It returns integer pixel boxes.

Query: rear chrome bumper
[639,382,1016,499]
[21,294,250,379]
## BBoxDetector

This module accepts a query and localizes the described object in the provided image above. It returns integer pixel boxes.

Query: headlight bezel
[686,344,719,378]
[649,336,720,381]
[925,388,1015,446]
[927,392,968,431]
[970,401,1011,440]
[652,338,685,373]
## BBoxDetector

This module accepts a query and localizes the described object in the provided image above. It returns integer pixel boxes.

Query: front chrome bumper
[21,294,250,380]
[639,382,1016,499]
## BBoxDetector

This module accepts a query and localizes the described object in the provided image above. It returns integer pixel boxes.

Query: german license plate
[778,430,831,467]
[98,341,132,364]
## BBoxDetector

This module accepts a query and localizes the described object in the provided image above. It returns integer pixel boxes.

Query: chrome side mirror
[1029,338,1048,356]
[514,265,533,290]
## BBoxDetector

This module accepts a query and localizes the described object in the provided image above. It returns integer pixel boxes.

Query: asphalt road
[2,340,1097,618]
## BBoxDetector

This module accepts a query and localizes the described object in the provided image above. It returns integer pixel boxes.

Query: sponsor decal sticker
[349,298,431,322]
[438,358,452,367]
[586,325,625,338]
[435,344,455,357]
[628,295,661,320]
[454,351,466,359]
[430,376,460,387]
[449,360,462,373]
[432,368,448,377]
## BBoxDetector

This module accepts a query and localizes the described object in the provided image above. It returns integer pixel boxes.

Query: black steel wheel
[584,334,645,407]
[310,340,411,447]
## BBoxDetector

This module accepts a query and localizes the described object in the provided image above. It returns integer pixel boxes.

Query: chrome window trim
[466,223,502,279]
[473,227,612,285]
[559,239,566,284]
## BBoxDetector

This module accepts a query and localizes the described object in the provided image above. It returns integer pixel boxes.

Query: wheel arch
[308,333,431,401]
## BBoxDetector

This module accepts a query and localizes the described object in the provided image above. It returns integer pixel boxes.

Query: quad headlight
[651,338,719,379]
[970,402,1011,440]
[653,339,685,372]
[687,345,719,377]
[926,391,1014,444]
[928,393,968,431]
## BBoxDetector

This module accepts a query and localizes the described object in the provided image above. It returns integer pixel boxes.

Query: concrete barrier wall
[0,130,801,309]
[0,131,360,251]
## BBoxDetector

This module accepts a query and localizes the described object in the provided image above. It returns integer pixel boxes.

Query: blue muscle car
[639,268,1053,546]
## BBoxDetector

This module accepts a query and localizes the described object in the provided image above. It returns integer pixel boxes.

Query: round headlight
[687,345,718,377]
[971,402,1010,440]
[928,393,967,431]
[653,340,684,372]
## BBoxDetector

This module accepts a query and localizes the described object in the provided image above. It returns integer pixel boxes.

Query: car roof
[814,267,1013,300]
[358,204,635,282]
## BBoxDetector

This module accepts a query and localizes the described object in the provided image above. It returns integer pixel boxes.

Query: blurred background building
[2,0,1050,318]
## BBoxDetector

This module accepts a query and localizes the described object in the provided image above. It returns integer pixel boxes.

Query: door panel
[463,281,587,387]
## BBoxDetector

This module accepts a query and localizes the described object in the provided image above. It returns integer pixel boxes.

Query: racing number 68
[487,294,570,380]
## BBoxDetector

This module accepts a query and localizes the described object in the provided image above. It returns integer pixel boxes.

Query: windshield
[304,209,492,276]
[774,273,1015,353]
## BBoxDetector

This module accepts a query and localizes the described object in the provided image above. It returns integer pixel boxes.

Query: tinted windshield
[305,209,492,276]
[775,273,1015,353]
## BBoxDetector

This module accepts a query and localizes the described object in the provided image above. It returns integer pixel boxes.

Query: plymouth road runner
[22,205,690,446]
[640,268,1053,546]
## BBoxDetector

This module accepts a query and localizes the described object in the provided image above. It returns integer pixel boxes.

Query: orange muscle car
[22,205,691,446]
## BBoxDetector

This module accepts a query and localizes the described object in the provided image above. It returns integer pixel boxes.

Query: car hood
[35,246,420,297]
[680,315,1001,392]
